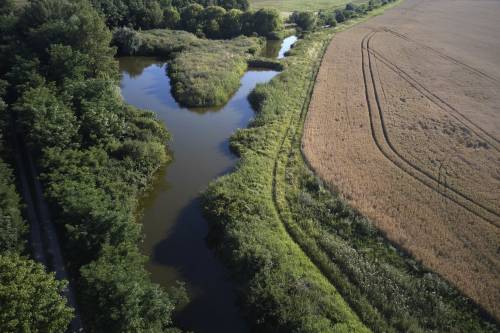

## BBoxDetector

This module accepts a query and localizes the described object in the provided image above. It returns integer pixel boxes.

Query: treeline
[0,78,73,330]
[91,0,282,39]
[0,0,184,331]
[290,0,397,31]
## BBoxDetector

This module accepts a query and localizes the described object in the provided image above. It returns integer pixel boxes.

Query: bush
[290,11,317,31]
[335,9,345,23]
[163,6,181,28]
[0,254,73,332]
[252,8,282,38]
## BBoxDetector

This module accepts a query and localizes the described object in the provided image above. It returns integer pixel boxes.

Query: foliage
[0,158,25,254]
[80,244,176,332]
[0,0,180,331]
[15,85,79,150]
[251,8,281,37]
[290,10,317,31]
[163,5,181,28]
[91,0,254,34]
[203,1,499,332]
[113,28,263,106]
[0,85,25,253]
[0,253,74,332]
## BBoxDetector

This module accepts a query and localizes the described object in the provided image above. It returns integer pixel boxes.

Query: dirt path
[15,138,84,332]
[303,0,500,319]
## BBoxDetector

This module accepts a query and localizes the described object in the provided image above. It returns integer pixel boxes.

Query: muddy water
[118,36,296,333]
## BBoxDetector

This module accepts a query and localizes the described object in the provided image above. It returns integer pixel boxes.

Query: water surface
[261,35,298,59]
[119,57,278,332]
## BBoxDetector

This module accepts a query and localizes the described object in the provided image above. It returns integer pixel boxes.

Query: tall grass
[203,1,500,332]
[114,29,265,107]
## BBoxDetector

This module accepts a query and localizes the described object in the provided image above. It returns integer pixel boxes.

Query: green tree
[15,86,79,150]
[222,9,243,38]
[180,3,203,32]
[46,44,91,85]
[200,5,226,38]
[162,6,180,28]
[0,254,73,332]
[0,161,25,253]
[290,11,317,31]
[335,9,345,23]
[137,0,164,29]
[252,8,282,37]
[0,0,14,15]
[216,0,248,10]
[19,0,117,79]
[80,244,176,332]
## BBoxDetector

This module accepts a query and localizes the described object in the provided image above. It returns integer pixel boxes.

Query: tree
[252,8,282,37]
[47,44,91,85]
[0,0,14,16]
[80,244,176,332]
[162,6,180,28]
[0,254,73,332]
[318,10,336,27]
[19,0,117,79]
[217,0,248,10]
[290,11,317,31]
[180,3,203,32]
[200,5,226,38]
[222,8,243,38]
[335,9,345,23]
[15,86,79,150]
[137,0,164,29]
[0,161,25,253]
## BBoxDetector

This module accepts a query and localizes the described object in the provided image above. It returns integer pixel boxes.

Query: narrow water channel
[119,36,296,333]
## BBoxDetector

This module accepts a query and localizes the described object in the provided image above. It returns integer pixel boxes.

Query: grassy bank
[114,29,265,107]
[203,1,500,332]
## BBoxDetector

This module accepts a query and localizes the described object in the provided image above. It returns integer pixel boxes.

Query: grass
[203,1,500,332]
[115,29,265,107]
[249,0,364,13]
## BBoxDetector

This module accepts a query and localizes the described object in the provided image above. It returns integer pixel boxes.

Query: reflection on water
[261,35,298,59]
[119,57,278,333]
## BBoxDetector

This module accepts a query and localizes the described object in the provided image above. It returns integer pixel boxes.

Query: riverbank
[114,29,275,107]
[203,0,500,332]
[119,55,285,331]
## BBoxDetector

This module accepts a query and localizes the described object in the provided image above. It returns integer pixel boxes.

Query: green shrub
[0,254,74,332]
[290,11,317,31]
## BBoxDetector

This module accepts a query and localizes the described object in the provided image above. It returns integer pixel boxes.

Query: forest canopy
[0,0,182,331]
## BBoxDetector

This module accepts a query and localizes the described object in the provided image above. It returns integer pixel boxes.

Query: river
[118,35,296,333]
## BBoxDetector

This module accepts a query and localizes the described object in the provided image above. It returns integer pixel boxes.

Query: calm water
[118,36,295,333]
[261,35,298,59]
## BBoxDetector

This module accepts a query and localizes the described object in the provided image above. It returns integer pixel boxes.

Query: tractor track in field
[384,28,500,85]
[361,31,499,226]
[368,40,499,152]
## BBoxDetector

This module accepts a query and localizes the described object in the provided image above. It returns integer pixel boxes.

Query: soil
[303,0,500,319]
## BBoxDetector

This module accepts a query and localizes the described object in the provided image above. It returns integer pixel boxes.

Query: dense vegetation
[0,0,184,331]
[204,1,500,332]
[113,28,267,106]
[0,73,73,331]
[290,0,396,31]
[91,0,283,39]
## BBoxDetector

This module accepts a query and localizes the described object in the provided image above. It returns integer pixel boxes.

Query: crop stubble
[303,0,500,319]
